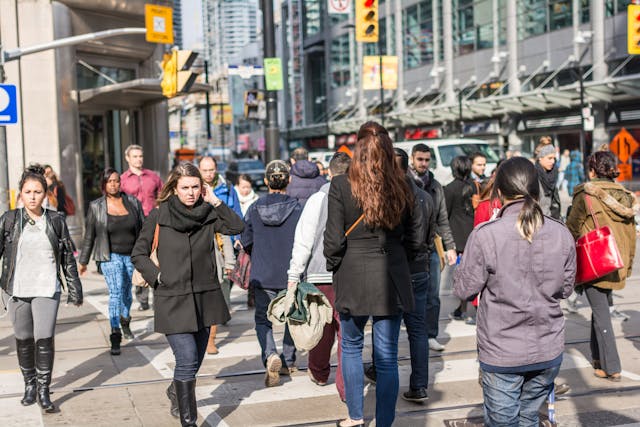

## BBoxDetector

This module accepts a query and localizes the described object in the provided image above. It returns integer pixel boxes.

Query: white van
[394,138,500,185]
[309,150,335,168]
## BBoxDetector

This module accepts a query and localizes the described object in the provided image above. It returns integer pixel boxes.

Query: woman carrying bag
[566,151,637,382]
[131,162,244,426]
[1,165,82,414]
[78,168,145,354]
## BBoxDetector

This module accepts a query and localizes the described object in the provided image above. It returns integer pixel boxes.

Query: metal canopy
[78,78,214,109]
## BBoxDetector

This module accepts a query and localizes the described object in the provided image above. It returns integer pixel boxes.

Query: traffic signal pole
[261,0,280,163]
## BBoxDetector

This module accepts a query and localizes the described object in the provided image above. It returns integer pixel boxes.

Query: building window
[549,1,572,31]
[76,64,135,90]
[330,34,351,88]
[303,0,323,38]
[517,1,547,40]
[404,1,433,70]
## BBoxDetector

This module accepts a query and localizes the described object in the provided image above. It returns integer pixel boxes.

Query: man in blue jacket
[241,160,302,387]
[199,156,242,218]
[287,148,327,207]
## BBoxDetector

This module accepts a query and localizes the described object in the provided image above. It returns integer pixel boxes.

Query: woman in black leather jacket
[0,165,82,414]
[79,168,144,355]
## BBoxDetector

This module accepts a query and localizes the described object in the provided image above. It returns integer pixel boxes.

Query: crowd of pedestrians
[0,125,637,427]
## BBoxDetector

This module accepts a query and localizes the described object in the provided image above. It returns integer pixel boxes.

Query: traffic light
[244,89,265,120]
[356,0,378,43]
[160,50,199,98]
[628,4,640,54]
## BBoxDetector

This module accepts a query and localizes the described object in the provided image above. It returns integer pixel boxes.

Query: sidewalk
[0,265,639,426]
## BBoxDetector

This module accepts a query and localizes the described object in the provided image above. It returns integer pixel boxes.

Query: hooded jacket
[566,179,637,290]
[287,160,327,206]
[241,193,302,290]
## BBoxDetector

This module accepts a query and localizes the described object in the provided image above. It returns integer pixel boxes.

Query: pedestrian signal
[628,4,640,54]
[160,50,199,98]
[356,0,378,43]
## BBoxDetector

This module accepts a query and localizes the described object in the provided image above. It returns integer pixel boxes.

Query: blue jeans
[100,253,134,329]
[166,327,210,381]
[340,313,402,427]
[426,251,441,339]
[481,365,560,427]
[403,271,430,390]
[254,287,296,367]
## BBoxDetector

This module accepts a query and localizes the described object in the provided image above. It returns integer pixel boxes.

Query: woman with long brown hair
[131,162,244,426]
[324,121,422,427]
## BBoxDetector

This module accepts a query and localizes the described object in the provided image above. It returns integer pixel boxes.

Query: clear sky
[181,0,203,50]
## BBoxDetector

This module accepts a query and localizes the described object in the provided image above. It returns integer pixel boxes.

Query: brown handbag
[131,224,160,288]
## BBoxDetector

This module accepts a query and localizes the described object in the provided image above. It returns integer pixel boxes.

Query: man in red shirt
[120,144,163,310]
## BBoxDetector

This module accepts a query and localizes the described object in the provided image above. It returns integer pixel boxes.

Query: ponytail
[516,194,544,243]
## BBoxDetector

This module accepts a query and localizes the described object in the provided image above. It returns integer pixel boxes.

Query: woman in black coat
[78,168,145,354]
[131,162,244,427]
[324,122,422,427]
[443,156,476,323]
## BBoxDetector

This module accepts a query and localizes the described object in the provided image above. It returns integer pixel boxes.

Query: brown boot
[206,326,218,355]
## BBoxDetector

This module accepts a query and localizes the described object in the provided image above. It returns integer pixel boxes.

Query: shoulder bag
[132,224,160,288]
[575,195,624,284]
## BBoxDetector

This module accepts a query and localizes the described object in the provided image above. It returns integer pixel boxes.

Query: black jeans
[584,285,621,374]
[166,327,210,381]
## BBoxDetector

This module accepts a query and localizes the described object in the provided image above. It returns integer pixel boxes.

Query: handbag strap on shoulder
[151,223,160,251]
[345,214,365,237]
[585,195,600,229]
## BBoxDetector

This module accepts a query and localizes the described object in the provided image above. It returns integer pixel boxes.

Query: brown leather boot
[206,326,218,355]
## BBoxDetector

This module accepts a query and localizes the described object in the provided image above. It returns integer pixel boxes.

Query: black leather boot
[173,379,197,427]
[35,337,56,413]
[120,316,134,339]
[166,382,180,418]
[16,338,37,406]
[110,328,122,355]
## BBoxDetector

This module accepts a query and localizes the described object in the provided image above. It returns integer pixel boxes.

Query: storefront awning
[78,78,214,110]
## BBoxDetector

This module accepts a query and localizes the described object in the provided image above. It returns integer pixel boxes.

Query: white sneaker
[428,338,445,351]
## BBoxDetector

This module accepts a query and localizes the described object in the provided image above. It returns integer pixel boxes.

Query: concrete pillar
[432,0,441,88]
[443,0,455,104]
[394,0,405,113]
[591,0,608,149]
[506,0,520,94]
[492,0,500,77]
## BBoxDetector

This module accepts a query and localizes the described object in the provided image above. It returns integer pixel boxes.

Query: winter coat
[444,178,475,252]
[323,174,424,316]
[287,183,332,285]
[79,194,145,264]
[564,150,585,196]
[566,179,637,290]
[241,193,302,290]
[411,169,456,251]
[0,208,82,305]
[453,200,576,369]
[131,198,245,334]
[407,178,436,274]
[212,174,243,218]
[287,160,327,207]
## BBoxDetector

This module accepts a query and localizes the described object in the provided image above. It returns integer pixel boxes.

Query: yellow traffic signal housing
[628,4,640,54]
[160,50,199,98]
[161,52,177,97]
[356,0,378,43]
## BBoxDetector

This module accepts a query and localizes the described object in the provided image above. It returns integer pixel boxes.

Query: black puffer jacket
[79,194,144,265]
[0,208,82,304]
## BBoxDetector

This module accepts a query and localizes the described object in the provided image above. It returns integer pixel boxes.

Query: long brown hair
[349,121,412,229]
[157,162,203,203]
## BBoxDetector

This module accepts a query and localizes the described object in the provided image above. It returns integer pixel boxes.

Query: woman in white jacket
[235,174,259,217]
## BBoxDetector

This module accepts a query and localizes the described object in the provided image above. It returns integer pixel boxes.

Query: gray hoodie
[453,200,576,369]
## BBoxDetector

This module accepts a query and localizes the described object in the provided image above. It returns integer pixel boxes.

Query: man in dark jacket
[287,147,327,206]
[409,143,456,351]
[241,160,302,388]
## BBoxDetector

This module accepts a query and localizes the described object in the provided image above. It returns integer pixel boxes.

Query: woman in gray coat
[454,157,576,426]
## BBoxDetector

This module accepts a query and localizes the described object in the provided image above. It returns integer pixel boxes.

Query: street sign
[0,85,18,124]
[609,127,639,163]
[145,4,174,44]
[362,56,398,90]
[264,58,284,91]
[328,0,350,14]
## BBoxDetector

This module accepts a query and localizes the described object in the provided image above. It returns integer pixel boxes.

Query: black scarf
[166,195,213,233]
[536,163,558,196]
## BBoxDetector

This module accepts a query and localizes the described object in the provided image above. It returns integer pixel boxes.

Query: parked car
[226,159,266,189]
[393,138,500,185]
[309,150,335,168]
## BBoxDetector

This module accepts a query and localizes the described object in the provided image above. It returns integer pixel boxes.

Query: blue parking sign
[0,85,18,125]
